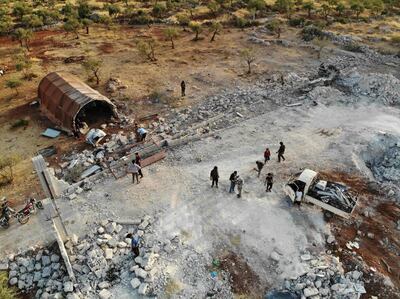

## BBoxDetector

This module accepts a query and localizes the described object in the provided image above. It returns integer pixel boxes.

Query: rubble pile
[361,134,400,188]
[1,215,232,299]
[105,78,128,94]
[337,69,400,106]
[280,254,366,299]
[1,249,70,298]
[58,131,139,183]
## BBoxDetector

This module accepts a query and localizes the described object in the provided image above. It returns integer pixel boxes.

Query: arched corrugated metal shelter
[38,72,118,132]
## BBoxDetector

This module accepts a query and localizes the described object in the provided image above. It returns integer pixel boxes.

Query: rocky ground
[1,30,400,299]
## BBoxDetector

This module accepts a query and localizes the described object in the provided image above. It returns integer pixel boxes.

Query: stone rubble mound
[281,254,366,299]
[337,69,400,106]
[1,215,232,299]
[2,249,71,299]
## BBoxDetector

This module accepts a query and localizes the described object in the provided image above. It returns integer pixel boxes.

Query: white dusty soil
[10,102,395,296]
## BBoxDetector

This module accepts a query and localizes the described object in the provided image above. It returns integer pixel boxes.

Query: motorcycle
[0,200,16,229]
[15,198,44,224]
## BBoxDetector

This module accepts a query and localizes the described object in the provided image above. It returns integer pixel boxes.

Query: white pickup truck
[284,169,358,218]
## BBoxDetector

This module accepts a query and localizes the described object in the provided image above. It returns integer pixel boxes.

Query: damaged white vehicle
[284,169,358,218]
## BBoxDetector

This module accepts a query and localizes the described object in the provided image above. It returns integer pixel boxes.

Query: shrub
[0,155,20,186]
[234,16,248,28]
[342,41,363,52]
[288,17,305,27]
[0,272,17,299]
[10,119,29,129]
[300,25,324,41]
[152,3,167,18]
[391,35,400,45]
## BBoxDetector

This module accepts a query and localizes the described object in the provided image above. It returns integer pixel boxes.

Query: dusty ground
[0,24,317,204]
[1,102,399,297]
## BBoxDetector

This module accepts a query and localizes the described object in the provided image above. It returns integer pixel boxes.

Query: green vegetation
[0,155,20,186]
[82,58,103,85]
[137,39,157,61]
[164,27,179,49]
[10,119,29,129]
[209,21,222,42]
[0,0,397,43]
[5,77,22,96]
[240,47,256,74]
[189,21,202,41]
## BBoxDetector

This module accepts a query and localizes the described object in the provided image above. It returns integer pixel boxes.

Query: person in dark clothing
[265,173,274,192]
[229,171,237,193]
[210,166,219,188]
[126,233,140,257]
[181,80,186,97]
[135,152,144,178]
[277,142,285,162]
[256,161,264,177]
[264,147,271,163]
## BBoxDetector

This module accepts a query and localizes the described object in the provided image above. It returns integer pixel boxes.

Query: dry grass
[0,272,17,299]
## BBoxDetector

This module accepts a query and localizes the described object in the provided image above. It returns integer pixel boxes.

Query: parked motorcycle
[0,200,16,229]
[15,198,44,224]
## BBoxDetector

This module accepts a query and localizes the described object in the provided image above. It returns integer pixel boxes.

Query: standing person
[265,173,274,192]
[134,123,140,142]
[137,127,147,142]
[128,160,141,184]
[135,152,144,178]
[126,233,140,257]
[264,147,271,163]
[277,142,286,162]
[210,166,219,188]
[181,80,186,97]
[236,176,243,198]
[256,161,264,177]
[229,171,237,193]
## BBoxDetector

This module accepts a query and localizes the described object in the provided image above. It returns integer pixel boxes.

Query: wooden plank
[141,150,166,167]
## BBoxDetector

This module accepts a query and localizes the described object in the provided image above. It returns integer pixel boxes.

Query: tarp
[42,128,61,138]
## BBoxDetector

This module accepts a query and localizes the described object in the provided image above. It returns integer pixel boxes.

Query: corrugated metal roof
[38,72,117,131]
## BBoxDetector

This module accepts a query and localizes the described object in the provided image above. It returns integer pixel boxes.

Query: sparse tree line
[0,0,399,41]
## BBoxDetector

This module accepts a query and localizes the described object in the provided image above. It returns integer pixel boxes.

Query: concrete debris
[280,254,366,298]
[106,77,128,93]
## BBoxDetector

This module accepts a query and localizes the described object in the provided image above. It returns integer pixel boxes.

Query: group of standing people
[209,142,286,197]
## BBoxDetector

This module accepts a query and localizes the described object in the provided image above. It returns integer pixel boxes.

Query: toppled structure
[362,134,400,185]
[38,72,118,133]
[277,254,366,298]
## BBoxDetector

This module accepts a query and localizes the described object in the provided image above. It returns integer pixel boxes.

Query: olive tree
[13,28,33,51]
[240,48,256,74]
[137,39,157,61]
[247,0,265,20]
[164,27,179,49]
[189,21,202,41]
[209,21,222,42]
[302,1,315,18]
[64,17,81,39]
[82,58,102,85]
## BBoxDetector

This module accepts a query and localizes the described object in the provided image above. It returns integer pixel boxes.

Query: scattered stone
[130,278,141,289]
[138,283,149,295]
[98,281,110,289]
[98,289,112,299]
[104,248,113,260]
[64,281,74,293]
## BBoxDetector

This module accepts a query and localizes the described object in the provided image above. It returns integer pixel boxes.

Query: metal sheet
[38,72,117,132]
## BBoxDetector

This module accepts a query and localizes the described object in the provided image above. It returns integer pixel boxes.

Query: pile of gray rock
[281,254,366,298]
[105,78,128,94]
[337,69,400,106]
[2,249,74,299]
